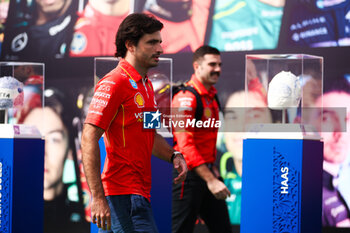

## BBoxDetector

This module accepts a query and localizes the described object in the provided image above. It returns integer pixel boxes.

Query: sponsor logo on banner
[49,15,71,36]
[281,167,289,194]
[70,32,87,54]
[134,92,145,108]
[11,32,28,52]
[292,27,328,42]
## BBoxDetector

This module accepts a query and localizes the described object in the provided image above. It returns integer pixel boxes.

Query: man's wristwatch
[171,151,182,163]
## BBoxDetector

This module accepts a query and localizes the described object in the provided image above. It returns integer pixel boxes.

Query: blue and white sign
[143,110,161,129]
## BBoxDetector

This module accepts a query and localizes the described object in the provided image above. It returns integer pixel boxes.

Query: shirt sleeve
[172,90,207,170]
[85,72,126,130]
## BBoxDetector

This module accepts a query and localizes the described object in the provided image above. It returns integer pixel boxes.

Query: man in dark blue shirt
[1,0,79,61]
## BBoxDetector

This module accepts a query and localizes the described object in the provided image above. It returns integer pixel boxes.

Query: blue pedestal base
[241,138,323,233]
[0,137,44,233]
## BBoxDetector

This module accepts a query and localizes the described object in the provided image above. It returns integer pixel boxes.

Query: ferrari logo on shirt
[134,92,145,108]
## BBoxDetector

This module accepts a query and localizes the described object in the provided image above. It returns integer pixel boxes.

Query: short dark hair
[192,45,220,64]
[115,13,163,58]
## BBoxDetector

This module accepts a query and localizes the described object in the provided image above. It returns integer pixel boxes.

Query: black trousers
[172,169,232,233]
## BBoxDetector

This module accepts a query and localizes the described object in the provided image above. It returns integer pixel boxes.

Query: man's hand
[173,153,188,184]
[91,196,112,231]
[207,179,231,200]
[81,123,111,229]
[193,164,230,200]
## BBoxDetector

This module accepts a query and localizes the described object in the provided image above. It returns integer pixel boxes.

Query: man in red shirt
[81,13,187,232]
[172,45,232,233]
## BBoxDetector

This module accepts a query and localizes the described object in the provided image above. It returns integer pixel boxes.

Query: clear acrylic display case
[245,54,323,130]
[0,62,44,124]
[94,57,173,136]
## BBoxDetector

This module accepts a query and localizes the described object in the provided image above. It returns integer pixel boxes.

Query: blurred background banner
[1,0,350,232]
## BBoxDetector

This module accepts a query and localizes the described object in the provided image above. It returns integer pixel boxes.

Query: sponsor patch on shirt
[178,107,193,112]
[204,107,212,118]
[129,79,138,89]
[134,92,145,108]
[178,97,194,107]
[11,32,28,52]
[134,112,143,122]
[49,15,71,36]
[70,32,87,54]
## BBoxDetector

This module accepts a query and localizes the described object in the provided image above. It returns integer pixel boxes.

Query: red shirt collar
[189,74,217,97]
[118,59,147,82]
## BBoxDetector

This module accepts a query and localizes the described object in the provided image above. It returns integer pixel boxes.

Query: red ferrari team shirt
[172,75,219,170]
[85,59,157,199]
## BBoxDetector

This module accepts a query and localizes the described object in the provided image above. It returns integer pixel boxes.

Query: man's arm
[194,164,231,200]
[171,90,229,199]
[81,123,111,230]
[152,132,188,184]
